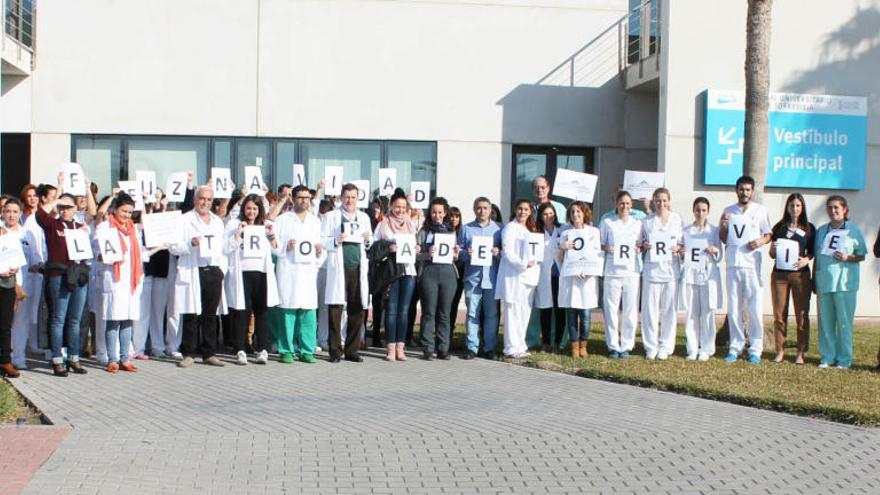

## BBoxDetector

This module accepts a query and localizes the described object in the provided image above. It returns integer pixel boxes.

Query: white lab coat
[534,227,562,309]
[320,207,371,307]
[558,225,601,310]
[21,215,46,325]
[223,220,280,311]
[494,222,540,303]
[273,212,326,310]
[169,210,228,315]
[678,223,724,310]
[92,221,144,321]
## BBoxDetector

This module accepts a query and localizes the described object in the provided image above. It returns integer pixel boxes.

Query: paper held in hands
[726,214,754,247]
[623,170,665,200]
[821,229,849,257]
[394,234,416,264]
[469,236,494,267]
[431,234,455,264]
[142,211,183,248]
[0,234,27,273]
[95,228,124,264]
[65,229,93,261]
[683,238,708,269]
[552,169,598,203]
[775,238,800,271]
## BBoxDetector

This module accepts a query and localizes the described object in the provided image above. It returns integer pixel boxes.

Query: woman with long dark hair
[416,197,459,360]
[600,190,642,359]
[534,202,564,353]
[495,199,540,359]
[768,193,815,364]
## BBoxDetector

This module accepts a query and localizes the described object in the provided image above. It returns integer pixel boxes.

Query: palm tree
[743,0,773,202]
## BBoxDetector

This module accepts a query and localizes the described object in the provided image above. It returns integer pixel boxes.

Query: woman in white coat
[1,198,30,377]
[678,197,723,361]
[495,199,540,359]
[639,187,684,360]
[600,190,642,360]
[321,183,372,363]
[94,193,144,373]
[6,199,40,371]
[273,186,326,364]
[557,201,600,358]
[224,194,280,365]
[534,202,564,353]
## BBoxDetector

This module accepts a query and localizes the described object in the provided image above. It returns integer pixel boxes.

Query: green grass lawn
[0,380,28,423]
[519,324,880,427]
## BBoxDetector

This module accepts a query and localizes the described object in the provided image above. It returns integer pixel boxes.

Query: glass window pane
[300,141,381,198]
[556,155,586,173]
[128,138,209,193]
[235,139,272,188]
[274,141,297,190]
[514,153,547,203]
[213,140,232,167]
[73,137,122,199]
[385,142,437,197]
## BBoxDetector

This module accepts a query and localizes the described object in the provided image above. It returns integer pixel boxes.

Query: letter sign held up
[526,233,544,263]
[61,163,86,196]
[394,234,416,264]
[432,233,455,264]
[324,166,344,196]
[293,236,316,264]
[410,181,431,209]
[65,228,93,261]
[96,228,123,264]
[242,226,266,258]
[350,180,370,208]
[378,168,397,197]
[244,166,265,196]
[470,236,493,267]
[292,164,306,187]
[165,172,188,202]
[211,167,232,199]
[821,229,848,257]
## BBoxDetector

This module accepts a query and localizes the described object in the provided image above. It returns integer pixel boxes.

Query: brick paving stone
[3,352,879,494]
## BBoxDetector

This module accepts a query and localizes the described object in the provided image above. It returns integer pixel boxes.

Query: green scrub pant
[277,308,317,357]
[817,291,856,367]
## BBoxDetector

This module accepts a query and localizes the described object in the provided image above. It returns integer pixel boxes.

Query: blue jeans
[566,308,591,341]
[105,320,133,363]
[385,276,416,343]
[465,285,499,353]
[47,275,88,360]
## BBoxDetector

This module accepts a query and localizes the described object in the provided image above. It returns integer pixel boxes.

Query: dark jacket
[368,239,404,292]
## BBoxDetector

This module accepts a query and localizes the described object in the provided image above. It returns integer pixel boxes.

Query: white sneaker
[171,352,183,360]
[818,363,830,369]
[314,346,323,353]
[256,350,269,365]
[697,353,710,362]
[657,351,669,361]
[645,353,657,361]
[236,350,248,365]
[686,354,697,361]
[836,365,850,370]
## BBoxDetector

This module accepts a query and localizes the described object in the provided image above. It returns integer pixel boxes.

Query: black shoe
[329,354,342,363]
[344,355,363,363]
[481,351,496,361]
[437,352,451,361]
[422,351,435,361]
[461,351,476,360]
[371,339,382,348]
[67,361,88,375]
[53,363,68,377]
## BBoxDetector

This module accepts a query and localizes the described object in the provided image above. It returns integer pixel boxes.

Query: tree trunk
[743,0,773,204]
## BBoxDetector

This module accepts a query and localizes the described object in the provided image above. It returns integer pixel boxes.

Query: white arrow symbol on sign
[718,127,736,145]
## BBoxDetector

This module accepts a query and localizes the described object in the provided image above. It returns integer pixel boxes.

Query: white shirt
[722,202,771,270]
[640,212,683,283]
[681,223,722,286]
[600,215,642,278]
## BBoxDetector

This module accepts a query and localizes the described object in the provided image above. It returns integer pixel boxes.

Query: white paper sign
[410,181,431,209]
[726,214,752,247]
[561,229,603,277]
[350,180,370,208]
[821,229,849,257]
[292,235,318,264]
[61,163,86,196]
[378,168,397,197]
[165,172,188,202]
[646,230,675,263]
[469,236,494,267]
[623,170,665,200]
[525,233,544,263]
[432,233,455,264]
[211,167,232,199]
[394,234,416,264]
[684,237,709,269]
[0,234,28,272]
[775,238,800,271]
[198,232,222,259]
[117,181,145,211]
[292,164,306,187]
[244,166,265,196]
[552,169,598,203]
[136,170,157,203]
[142,211,184,248]
[65,228,93,261]
[324,166,344,196]
[96,228,123,264]
[242,225,267,258]
[343,219,364,243]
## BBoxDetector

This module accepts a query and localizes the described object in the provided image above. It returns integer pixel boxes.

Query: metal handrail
[624,0,660,68]
[4,0,34,51]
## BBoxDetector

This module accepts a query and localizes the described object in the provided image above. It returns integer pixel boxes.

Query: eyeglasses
[294,196,312,200]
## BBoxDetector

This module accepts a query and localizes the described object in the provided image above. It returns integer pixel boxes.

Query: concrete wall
[28,0,633,213]
[658,0,880,315]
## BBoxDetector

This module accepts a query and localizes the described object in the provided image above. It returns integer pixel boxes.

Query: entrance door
[512,145,594,206]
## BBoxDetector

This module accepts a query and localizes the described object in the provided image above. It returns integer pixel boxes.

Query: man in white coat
[719,175,771,365]
[321,183,372,363]
[273,185,325,363]
[170,185,228,368]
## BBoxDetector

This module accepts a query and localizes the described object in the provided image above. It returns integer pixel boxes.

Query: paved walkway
[8,350,880,494]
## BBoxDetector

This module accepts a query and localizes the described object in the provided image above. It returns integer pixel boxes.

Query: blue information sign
[703,90,867,189]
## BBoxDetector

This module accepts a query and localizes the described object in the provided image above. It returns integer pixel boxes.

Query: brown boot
[0,363,20,378]
[395,342,407,361]
[579,340,589,358]
[570,341,580,358]
[385,343,396,362]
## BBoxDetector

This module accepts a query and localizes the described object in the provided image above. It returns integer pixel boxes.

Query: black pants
[445,276,464,351]
[329,268,364,359]
[233,271,269,353]
[370,287,385,345]
[419,264,457,354]
[0,285,15,365]
[540,275,565,347]
[181,266,224,359]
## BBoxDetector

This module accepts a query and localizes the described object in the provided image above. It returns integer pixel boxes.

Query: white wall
[1,75,31,132]
[659,0,880,315]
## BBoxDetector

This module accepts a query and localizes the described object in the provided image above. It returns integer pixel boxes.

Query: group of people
[0,171,877,380]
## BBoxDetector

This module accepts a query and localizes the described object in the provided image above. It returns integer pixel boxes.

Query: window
[71,136,437,201]
[511,145,594,208]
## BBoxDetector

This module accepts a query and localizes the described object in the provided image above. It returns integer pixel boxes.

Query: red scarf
[109,215,143,293]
